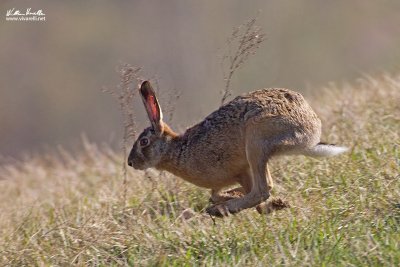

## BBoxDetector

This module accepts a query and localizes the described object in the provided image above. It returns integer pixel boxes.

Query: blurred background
[1,0,400,157]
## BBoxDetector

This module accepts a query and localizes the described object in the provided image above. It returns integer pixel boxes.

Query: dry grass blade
[102,63,142,205]
[165,87,182,123]
[221,16,266,105]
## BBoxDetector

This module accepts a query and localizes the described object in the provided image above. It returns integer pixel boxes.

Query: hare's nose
[127,160,133,167]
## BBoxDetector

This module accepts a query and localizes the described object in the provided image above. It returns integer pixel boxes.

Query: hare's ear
[140,81,164,134]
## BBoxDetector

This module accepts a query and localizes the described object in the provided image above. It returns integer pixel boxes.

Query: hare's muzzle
[127,153,146,170]
[127,153,136,168]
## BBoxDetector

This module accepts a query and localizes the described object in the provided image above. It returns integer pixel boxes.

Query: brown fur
[128,82,340,217]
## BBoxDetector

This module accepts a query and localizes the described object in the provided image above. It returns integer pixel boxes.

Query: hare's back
[233,88,316,119]
[198,88,318,129]
[188,88,320,143]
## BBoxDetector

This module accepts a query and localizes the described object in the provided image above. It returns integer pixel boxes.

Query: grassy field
[1,75,399,266]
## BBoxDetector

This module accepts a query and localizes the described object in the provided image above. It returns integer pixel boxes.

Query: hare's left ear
[140,81,164,134]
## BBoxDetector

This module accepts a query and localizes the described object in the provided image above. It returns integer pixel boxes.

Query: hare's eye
[140,138,149,147]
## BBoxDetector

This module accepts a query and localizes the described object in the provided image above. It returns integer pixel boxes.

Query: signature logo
[6,8,46,21]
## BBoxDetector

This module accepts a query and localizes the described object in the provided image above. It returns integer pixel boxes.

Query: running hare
[128,81,347,217]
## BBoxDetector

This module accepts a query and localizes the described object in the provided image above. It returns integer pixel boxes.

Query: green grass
[1,75,399,266]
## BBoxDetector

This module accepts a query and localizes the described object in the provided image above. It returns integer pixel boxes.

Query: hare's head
[127,81,177,170]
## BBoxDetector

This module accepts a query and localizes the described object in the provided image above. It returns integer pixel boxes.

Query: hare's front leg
[209,170,253,204]
[206,139,273,217]
[209,187,245,204]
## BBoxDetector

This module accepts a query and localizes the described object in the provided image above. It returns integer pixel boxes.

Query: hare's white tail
[303,142,348,158]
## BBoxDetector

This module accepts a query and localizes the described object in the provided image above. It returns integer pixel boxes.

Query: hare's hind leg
[206,137,272,216]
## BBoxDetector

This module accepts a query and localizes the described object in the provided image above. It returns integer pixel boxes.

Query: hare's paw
[256,197,291,214]
[206,203,231,217]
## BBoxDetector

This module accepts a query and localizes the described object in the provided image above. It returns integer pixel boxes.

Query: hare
[128,81,347,217]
